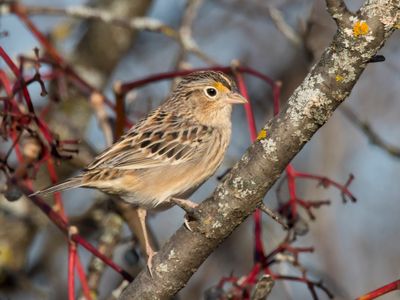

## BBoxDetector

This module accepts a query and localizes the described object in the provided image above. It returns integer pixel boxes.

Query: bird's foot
[170,197,200,231]
[146,248,157,277]
[184,215,194,232]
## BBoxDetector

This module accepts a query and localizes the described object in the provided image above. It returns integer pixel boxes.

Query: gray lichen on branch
[119,0,399,298]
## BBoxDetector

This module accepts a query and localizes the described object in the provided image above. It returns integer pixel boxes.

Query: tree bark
[119,0,399,299]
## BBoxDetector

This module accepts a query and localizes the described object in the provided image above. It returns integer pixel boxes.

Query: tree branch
[325,0,353,27]
[175,0,216,68]
[19,4,175,35]
[118,0,398,298]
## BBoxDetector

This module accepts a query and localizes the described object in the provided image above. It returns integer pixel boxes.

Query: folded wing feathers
[30,176,83,197]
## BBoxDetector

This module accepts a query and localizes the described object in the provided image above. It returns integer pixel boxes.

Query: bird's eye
[204,87,218,98]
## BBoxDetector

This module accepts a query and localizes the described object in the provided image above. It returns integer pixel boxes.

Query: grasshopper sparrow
[32,71,247,274]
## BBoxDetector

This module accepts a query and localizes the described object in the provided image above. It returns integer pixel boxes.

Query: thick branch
[120,0,398,298]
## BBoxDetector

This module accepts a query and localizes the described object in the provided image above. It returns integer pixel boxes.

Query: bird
[31,70,247,274]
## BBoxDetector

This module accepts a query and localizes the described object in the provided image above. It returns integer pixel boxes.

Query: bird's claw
[146,250,157,277]
[184,215,193,231]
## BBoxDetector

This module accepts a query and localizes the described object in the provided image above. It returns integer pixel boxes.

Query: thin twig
[273,275,334,299]
[75,256,92,300]
[174,0,215,70]
[267,6,302,47]
[341,106,400,158]
[2,1,214,65]
[113,81,126,140]
[68,226,78,300]
[356,279,400,300]
[259,203,288,230]
[177,0,203,67]
[1,2,177,37]
[90,92,114,147]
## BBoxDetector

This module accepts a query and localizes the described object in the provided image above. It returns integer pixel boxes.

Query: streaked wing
[86,109,214,170]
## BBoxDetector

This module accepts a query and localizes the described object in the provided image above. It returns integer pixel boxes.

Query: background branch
[267,5,303,47]
[11,3,176,35]
[341,106,400,158]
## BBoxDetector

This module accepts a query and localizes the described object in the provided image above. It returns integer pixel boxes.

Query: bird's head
[171,71,247,126]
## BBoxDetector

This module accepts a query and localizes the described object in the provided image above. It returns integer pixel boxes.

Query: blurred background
[0,0,399,299]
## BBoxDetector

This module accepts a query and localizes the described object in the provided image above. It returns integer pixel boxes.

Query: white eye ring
[204,86,218,98]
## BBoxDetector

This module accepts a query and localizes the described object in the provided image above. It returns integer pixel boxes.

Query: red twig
[272,274,334,299]
[295,172,356,203]
[0,47,54,144]
[68,227,78,300]
[0,70,25,163]
[217,275,239,288]
[46,158,66,219]
[0,70,13,95]
[278,166,355,224]
[240,263,261,286]
[76,256,93,300]
[286,164,298,219]
[10,3,63,64]
[356,279,400,300]
[235,72,257,141]
[119,66,275,95]
[265,241,314,266]
[296,199,331,220]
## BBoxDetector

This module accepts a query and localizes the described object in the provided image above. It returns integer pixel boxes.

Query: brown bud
[21,136,42,162]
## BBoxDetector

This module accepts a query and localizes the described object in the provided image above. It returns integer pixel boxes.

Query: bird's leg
[170,197,199,231]
[137,208,156,276]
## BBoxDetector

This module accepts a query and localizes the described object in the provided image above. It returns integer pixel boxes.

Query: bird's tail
[30,176,84,197]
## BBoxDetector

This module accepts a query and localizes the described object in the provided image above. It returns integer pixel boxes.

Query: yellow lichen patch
[353,21,369,37]
[0,243,13,268]
[257,129,267,140]
[162,27,177,38]
[213,82,229,93]
[336,75,344,82]
[52,23,72,41]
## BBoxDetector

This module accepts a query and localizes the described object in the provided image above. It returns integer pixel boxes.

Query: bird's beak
[223,92,248,104]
